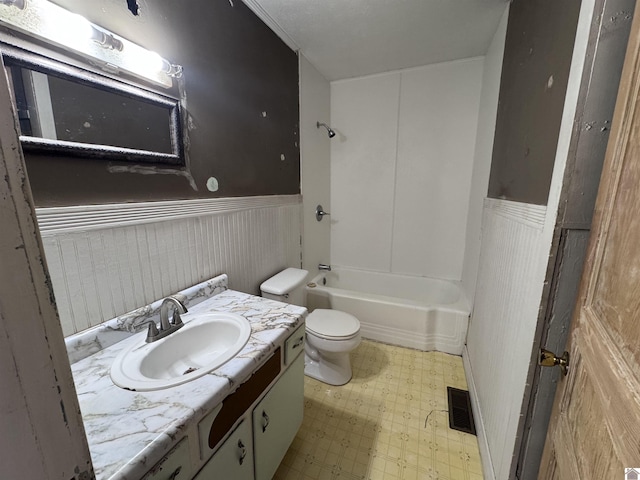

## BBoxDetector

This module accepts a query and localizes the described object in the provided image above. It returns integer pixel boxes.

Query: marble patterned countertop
[67,274,306,480]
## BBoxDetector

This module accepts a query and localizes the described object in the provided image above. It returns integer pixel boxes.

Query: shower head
[317,121,336,138]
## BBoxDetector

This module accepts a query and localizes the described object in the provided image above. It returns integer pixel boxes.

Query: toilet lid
[306,309,360,339]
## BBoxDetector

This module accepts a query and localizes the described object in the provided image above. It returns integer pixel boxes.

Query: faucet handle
[146,321,160,343]
[171,310,184,326]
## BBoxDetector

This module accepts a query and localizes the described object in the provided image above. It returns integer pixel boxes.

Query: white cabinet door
[141,438,191,480]
[253,353,304,480]
[193,419,253,480]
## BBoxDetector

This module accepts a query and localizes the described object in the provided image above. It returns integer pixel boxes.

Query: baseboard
[463,345,495,480]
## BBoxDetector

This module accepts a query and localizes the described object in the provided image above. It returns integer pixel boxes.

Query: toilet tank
[260,268,309,306]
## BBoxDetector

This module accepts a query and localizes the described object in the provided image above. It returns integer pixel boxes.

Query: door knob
[539,349,570,376]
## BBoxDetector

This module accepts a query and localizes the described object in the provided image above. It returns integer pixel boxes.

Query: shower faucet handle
[316,205,330,222]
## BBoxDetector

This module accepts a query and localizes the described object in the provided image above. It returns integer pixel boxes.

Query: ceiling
[244,0,510,81]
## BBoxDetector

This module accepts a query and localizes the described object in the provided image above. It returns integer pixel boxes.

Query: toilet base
[304,349,354,386]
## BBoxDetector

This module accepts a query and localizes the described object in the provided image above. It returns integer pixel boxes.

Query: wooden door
[0,54,93,478]
[539,2,640,477]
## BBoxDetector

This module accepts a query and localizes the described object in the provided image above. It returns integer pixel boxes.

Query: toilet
[260,268,361,386]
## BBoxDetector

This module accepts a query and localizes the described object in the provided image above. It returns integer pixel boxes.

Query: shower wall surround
[37,196,302,337]
[330,57,483,281]
[299,55,331,272]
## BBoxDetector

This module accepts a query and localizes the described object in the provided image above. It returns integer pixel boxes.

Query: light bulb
[145,51,164,72]
[58,12,94,45]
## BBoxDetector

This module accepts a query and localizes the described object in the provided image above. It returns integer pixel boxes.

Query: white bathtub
[305,267,470,355]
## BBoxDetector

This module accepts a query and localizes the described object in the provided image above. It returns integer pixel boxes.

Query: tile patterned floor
[274,340,483,480]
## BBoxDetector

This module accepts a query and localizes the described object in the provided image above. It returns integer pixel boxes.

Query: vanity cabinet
[194,355,305,480]
[193,419,253,480]
[193,326,305,480]
[253,352,304,480]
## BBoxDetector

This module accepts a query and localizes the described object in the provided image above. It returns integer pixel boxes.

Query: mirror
[2,46,185,165]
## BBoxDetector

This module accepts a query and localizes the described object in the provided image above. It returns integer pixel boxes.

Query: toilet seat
[306,309,360,340]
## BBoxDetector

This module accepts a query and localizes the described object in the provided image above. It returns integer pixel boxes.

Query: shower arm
[316,121,336,138]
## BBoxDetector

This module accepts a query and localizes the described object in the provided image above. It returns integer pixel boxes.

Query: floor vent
[447,387,476,435]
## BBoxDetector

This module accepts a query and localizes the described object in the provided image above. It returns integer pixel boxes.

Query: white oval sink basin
[110,312,251,391]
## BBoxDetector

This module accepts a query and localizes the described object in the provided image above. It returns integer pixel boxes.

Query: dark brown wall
[24,0,300,206]
[488,0,581,205]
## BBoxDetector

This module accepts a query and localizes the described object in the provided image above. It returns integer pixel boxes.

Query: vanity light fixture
[0,0,25,9]
[0,0,182,87]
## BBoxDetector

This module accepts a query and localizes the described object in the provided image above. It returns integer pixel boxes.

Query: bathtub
[305,267,470,355]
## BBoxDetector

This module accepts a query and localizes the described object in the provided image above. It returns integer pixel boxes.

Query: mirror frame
[1,44,185,165]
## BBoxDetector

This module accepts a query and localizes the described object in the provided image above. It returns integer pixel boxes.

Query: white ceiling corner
[243,0,509,81]
[241,0,300,52]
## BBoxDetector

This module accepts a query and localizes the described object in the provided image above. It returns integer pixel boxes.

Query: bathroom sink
[110,312,251,391]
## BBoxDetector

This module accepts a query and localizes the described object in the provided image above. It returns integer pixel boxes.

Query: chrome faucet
[146,295,188,343]
[318,264,332,271]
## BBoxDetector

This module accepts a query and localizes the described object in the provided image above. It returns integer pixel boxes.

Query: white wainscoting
[37,195,302,337]
[464,198,547,480]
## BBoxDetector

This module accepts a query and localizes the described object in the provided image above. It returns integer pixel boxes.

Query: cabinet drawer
[141,437,191,480]
[284,324,305,365]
